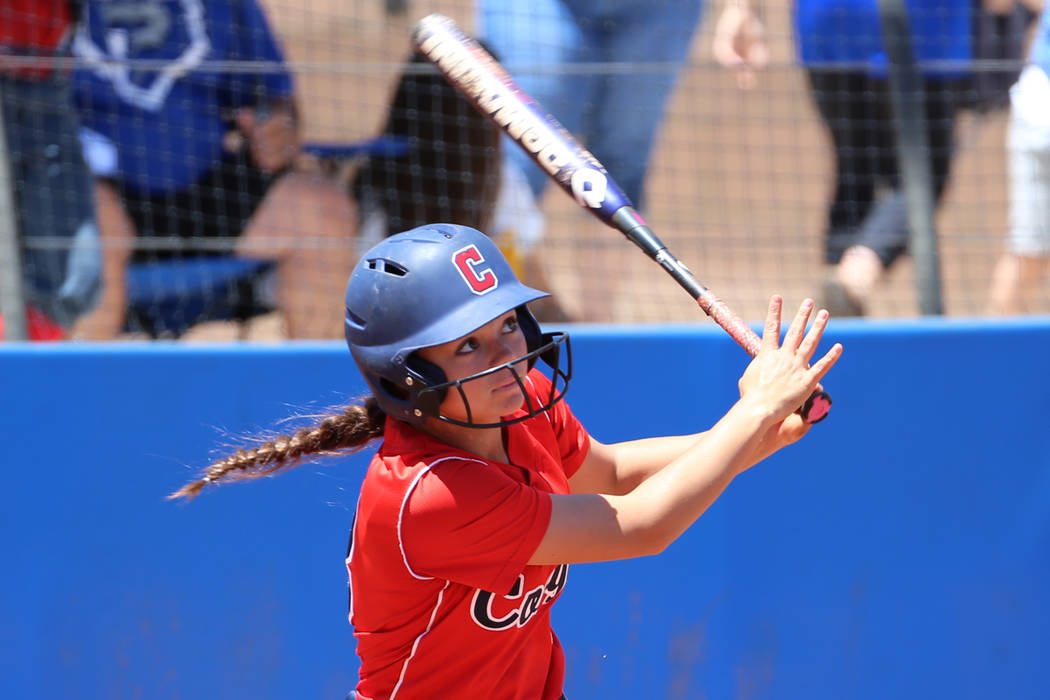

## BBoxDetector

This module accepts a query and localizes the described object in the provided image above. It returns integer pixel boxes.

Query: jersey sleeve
[528,370,590,479]
[400,458,552,594]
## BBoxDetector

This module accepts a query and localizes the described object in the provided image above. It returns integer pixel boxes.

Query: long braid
[169,397,386,501]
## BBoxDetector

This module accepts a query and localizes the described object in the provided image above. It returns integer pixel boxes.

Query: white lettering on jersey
[469,564,568,631]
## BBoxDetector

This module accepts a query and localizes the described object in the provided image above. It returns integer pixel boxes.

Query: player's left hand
[236,105,299,173]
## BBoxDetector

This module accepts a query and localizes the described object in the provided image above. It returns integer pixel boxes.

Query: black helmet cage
[415,331,572,428]
[373,305,572,428]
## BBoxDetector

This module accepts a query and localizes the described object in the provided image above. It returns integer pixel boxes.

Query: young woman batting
[171,223,842,700]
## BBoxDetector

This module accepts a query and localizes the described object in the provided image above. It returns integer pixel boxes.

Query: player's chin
[487,382,526,413]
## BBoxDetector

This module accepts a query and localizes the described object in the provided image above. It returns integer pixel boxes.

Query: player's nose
[490,338,517,366]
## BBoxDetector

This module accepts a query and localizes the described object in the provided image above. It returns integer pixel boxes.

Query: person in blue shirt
[988,0,1050,314]
[714,0,972,316]
[475,0,704,322]
[477,0,703,212]
[70,0,356,339]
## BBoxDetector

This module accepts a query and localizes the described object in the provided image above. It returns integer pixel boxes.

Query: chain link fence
[3,0,1046,341]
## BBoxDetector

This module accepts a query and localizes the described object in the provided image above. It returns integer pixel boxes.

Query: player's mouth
[493,377,521,393]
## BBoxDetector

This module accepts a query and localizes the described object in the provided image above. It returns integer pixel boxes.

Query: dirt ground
[180,0,1046,341]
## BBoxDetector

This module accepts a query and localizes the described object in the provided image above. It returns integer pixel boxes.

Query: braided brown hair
[169,397,386,501]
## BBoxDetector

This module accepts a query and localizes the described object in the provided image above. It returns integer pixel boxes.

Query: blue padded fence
[2,317,1048,699]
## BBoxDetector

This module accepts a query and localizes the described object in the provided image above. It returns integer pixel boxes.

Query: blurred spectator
[988,0,1050,314]
[352,47,570,321]
[352,50,502,247]
[968,0,1038,114]
[477,0,704,213]
[715,0,973,316]
[0,1,101,340]
[70,0,356,339]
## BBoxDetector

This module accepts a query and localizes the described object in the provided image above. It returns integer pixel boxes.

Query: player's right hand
[737,295,842,425]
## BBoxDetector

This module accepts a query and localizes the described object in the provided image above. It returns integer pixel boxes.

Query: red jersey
[347,370,589,700]
[0,1,71,51]
[1,1,73,78]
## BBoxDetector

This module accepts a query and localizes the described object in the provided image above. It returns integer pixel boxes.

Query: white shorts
[1006,65,1050,256]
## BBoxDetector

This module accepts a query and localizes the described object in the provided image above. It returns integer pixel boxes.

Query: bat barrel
[414,14,635,225]
[414,13,831,424]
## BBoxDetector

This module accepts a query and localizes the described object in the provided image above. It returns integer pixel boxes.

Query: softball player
[172,223,841,699]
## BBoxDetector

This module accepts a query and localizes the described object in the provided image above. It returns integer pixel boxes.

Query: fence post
[876,0,945,315]
[0,82,29,340]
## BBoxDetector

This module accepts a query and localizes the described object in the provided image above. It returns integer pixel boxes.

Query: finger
[798,308,829,363]
[761,295,783,352]
[808,342,843,383]
[782,298,814,350]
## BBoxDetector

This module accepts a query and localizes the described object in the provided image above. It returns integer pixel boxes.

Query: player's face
[417,311,530,424]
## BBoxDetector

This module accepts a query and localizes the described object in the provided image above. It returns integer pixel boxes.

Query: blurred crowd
[1,0,1048,341]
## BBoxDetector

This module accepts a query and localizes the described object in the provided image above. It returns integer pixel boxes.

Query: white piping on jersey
[346,486,365,625]
[390,579,453,699]
[397,455,487,580]
[382,387,549,697]
[524,375,553,428]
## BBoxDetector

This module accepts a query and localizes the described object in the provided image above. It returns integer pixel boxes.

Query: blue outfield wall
[2,317,1049,700]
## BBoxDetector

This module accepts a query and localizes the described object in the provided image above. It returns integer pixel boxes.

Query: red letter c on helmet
[453,244,499,295]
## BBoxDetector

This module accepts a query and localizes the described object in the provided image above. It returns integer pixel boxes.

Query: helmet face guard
[344,224,573,427]
[416,332,572,428]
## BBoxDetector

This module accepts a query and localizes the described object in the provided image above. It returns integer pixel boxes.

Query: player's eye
[455,337,479,355]
[501,315,519,334]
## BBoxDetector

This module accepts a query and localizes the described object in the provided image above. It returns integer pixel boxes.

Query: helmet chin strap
[418,332,572,429]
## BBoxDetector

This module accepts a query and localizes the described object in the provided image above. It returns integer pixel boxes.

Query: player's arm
[530,297,841,565]
[532,396,775,564]
[571,415,813,497]
[569,433,707,496]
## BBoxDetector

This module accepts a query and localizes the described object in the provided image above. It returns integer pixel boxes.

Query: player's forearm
[615,397,775,554]
[587,413,775,496]
[601,433,708,494]
[602,412,777,495]
[533,399,777,565]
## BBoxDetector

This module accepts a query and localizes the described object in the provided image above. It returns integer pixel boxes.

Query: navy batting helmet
[345,223,571,427]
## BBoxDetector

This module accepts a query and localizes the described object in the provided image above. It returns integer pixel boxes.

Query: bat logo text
[417,23,608,208]
[570,168,608,209]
